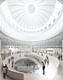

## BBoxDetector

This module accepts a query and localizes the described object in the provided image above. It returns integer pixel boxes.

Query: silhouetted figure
[12,60,14,68]
[5,64,8,75]
[60,54,62,60]
[58,55,60,60]
[42,62,45,75]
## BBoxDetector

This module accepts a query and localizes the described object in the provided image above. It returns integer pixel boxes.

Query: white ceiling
[0,0,63,4]
[0,0,63,41]
[0,0,63,47]
[6,0,56,30]
[0,30,63,48]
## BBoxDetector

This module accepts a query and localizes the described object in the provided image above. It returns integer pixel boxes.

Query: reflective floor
[24,61,63,80]
[0,56,63,80]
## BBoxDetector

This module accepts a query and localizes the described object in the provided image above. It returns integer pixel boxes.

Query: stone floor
[24,61,63,80]
[0,55,63,80]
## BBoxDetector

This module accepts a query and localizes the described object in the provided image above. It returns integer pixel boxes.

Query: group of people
[2,64,8,79]
[42,55,49,75]
[2,56,14,79]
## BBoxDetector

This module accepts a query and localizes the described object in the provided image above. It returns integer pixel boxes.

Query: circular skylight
[7,0,56,30]
[28,4,35,13]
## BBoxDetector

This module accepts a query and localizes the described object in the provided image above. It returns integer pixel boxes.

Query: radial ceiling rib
[7,0,56,30]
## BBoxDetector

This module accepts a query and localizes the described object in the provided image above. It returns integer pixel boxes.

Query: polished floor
[0,56,63,80]
[24,61,63,80]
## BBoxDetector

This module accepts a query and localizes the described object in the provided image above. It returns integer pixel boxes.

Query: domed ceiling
[0,0,63,41]
[7,0,56,30]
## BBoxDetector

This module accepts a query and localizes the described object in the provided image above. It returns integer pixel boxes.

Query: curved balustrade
[3,53,40,80]
[2,52,59,80]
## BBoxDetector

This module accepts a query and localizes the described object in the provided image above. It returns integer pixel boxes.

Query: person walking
[42,62,45,75]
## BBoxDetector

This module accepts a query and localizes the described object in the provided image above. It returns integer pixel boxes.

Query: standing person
[58,54,60,60]
[11,56,14,61]
[44,58,47,64]
[33,64,35,72]
[42,62,45,75]
[60,54,62,60]
[12,59,14,68]
[46,55,49,65]
[2,65,6,79]
[5,64,8,75]
[8,58,10,64]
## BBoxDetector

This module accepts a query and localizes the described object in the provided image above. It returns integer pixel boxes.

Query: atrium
[0,0,63,80]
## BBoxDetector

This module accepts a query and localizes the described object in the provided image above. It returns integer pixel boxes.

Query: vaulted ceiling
[0,0,63,48]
